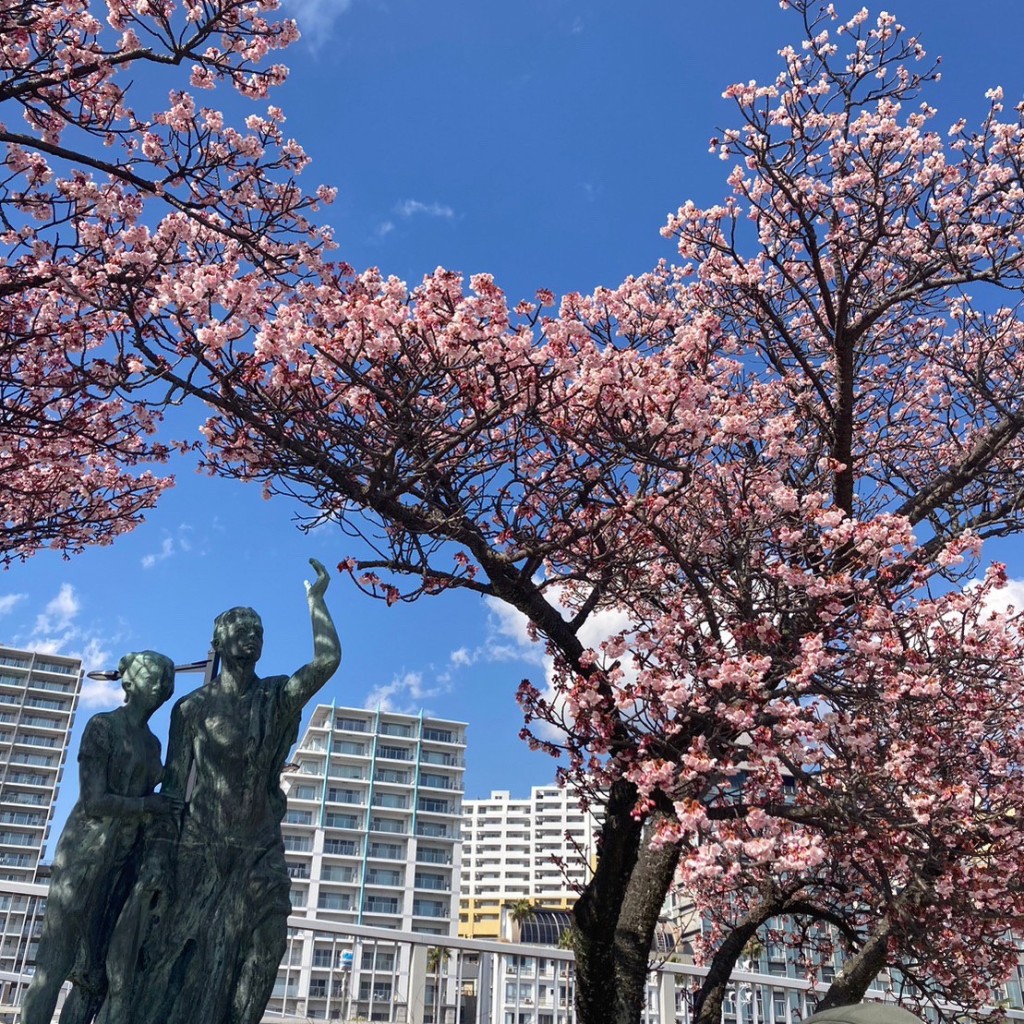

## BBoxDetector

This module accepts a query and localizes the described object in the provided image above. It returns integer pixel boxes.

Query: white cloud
[478,593,638,743]
[34,583,80,635]
[364,669,452,715]
[396,199,455,219]
[449,646,474,668]
[7,584,124,708]
[75,637,123,707]
[141,536,175,569]
[285,0,352,46]
[140,525,196,569]
[980,576,1024,615]
[0,593,26,616]
[376,220,395,238]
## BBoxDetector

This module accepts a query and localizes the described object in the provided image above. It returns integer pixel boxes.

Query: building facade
[0,645,81,884]
[459,788,601,941]
[0,643,81,1016]
[269,703,467,1021]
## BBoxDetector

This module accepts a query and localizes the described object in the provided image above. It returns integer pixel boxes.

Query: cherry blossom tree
[14,2,1024,1023]
[0,0,335,561]
[135,4,1024,1021]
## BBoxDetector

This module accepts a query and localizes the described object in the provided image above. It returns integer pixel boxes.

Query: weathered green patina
[20,651,177,1024]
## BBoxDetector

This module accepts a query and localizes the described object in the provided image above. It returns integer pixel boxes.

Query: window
[416,847,450,864]
[361,949,396,971]
[33,660,76,675]
[364,896,399,914]
[324,813,360,830]
[336,717,368,732]
[422,727,453,743]
[372,792,407,809]
[327,788,363,805]
[283,835,312,852]
[320,864,353,882]
[335,741,365,756]
[370,817,405,834]
[415,822,452,838]
[317,892,351,911]
[368,842,403,860]
[377,745,412,762]
[379,722,411,737]
[358,981,393,1002]
[419,773,451,790]
[414,872,448,891]
[323,838,358,855]
[284,810,312,825]
[374,768,409,784]
[412,899,448,918]
[366,868,402,886]
[417,797,450,814]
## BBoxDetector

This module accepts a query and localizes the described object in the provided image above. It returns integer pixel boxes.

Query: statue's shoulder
[171,686,212,719]
[79,709,120,757]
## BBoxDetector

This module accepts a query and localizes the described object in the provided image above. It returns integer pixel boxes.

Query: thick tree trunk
[815,922,891,1011]
[573,779,644,1024]
[611,815,681,1024]
[573,788,681,1024]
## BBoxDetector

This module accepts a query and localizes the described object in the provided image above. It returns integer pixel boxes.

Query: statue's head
[117,650,175,709]
[212,606,264,664]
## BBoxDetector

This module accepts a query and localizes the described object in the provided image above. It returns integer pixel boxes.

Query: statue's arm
[160,697,194,802]
[284,558,341,710]
[79,716,159,818]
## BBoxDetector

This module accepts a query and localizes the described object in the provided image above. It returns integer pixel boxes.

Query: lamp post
[85,650,219,687]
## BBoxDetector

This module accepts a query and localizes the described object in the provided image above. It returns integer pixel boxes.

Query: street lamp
[86,650,219,686]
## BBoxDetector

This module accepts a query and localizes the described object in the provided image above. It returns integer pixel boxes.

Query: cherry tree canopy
[141,4,1024,1020]
[0,0,335,561]
[5,2,1024,1024]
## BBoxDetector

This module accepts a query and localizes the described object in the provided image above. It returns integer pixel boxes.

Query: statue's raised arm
[284,558,342,710]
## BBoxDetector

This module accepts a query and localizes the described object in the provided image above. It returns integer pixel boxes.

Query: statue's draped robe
[33,712,162,1016]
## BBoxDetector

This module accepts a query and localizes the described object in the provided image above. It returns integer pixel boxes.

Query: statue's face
[123,654,174,711]
[214,610,264,664]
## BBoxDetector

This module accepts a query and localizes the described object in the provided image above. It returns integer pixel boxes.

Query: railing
[1,878,1023,1024]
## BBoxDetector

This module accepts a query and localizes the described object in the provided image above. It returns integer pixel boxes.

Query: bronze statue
[20,651,177,1024]
[97,559,341,1024]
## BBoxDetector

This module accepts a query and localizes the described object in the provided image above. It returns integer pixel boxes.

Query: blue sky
[3,0,1024,849]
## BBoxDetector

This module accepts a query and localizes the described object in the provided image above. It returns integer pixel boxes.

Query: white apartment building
[0,643,81,1015]
[459,787,601,941]
[269,704,467,1022]
[0,645,81,884]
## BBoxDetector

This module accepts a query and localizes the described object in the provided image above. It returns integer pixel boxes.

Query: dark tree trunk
[815,923,891,1011]
[573,790,682,1024]
[573,780,643,1024]
[611,814,681,1024]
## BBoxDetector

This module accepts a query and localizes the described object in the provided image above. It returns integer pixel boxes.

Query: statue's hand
[143,793,183,818]
[304,558,330,601]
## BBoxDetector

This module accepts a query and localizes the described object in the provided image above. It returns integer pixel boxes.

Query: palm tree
[507,898,535,940]
[426,946,450,1024]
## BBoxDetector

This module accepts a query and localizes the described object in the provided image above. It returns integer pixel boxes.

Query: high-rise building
[269,704,467,1022]
[0,645,81,883]
[459,787,601,941]
[0,644,81,1014]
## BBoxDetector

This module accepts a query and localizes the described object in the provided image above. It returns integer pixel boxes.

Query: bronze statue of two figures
[21,560,342,1024]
